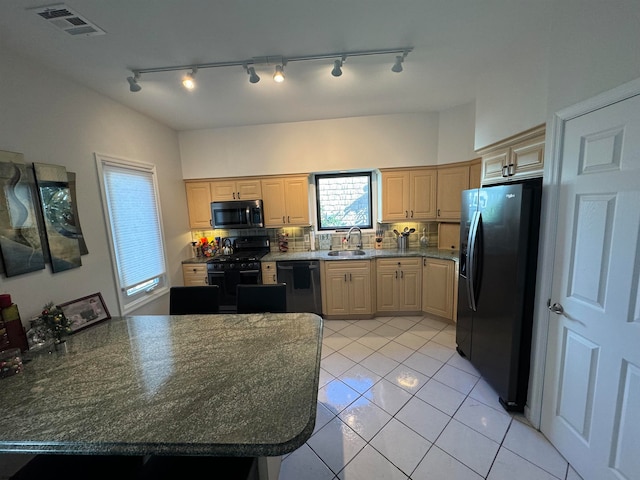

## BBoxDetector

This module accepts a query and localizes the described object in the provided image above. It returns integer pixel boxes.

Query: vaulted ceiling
[0,0,554,131]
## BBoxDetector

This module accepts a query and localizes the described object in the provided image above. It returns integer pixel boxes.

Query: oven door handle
[239,269,260,274]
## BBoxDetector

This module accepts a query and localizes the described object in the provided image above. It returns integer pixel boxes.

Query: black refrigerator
[456,178,542,412]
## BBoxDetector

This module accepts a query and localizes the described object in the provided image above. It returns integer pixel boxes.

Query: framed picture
[58,292,110,333]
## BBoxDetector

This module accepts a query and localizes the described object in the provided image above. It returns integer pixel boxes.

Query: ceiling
[0,0,554,131]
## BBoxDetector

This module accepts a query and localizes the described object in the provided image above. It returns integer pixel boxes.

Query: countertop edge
[183,248,459,264]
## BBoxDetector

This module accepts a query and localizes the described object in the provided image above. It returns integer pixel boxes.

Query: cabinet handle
[237,192,241,199]
[287,216,290,223]
[350,273,352,281]
[423,258,426,266]
[282,216,286,223]
[273,274,276,282]
[233,192,236,199]
[437,209,441,217]
[395,271,398,279]
[401,271,404,279]
[411,210,414,218]
[508,163,515,176]
[405,210,408,218]
[344,274,347,282]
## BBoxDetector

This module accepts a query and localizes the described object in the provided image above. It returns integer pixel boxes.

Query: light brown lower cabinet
[261,262,277,285]
[182,264,208,286]
[322,260,372,316]
[376,258,422,312]
[422,257,457,321]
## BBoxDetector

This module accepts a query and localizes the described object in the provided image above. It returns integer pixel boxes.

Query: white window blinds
[96,154,167,313]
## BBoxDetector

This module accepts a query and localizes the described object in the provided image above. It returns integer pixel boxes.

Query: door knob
[548,302,564,314]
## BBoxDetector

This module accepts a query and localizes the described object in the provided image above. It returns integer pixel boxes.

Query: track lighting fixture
[127,73,141,92]
[391,50,410,73]
[182,68,197,90]
[245,65,260,84]
[331,58,343,77]
[273,64,285,83]
[126,47,412,92]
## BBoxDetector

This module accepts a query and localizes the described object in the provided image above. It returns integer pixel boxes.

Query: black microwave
[210,199,265,229]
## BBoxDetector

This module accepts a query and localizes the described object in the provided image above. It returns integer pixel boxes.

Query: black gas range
[206,236,270,312]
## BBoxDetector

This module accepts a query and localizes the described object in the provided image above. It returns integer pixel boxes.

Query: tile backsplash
[191,222,442,253]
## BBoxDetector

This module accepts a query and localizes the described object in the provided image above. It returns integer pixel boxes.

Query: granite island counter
[0,313,323,478]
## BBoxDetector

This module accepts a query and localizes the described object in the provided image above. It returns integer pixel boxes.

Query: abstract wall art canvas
[67,172,88,255]
[0,150,46,276]
[33,162,81,273]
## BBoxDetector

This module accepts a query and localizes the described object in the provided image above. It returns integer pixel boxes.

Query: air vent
[31,4,105,36]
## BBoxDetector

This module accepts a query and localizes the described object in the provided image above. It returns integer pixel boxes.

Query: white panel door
[541,94,640,480]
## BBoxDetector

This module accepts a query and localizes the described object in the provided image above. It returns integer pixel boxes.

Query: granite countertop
[0,313,323,457]
[183,247,459,264]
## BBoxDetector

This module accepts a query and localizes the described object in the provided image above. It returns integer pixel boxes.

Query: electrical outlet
[304,234,310,243]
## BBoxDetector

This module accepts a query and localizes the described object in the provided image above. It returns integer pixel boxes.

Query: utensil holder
[397,236,407,250]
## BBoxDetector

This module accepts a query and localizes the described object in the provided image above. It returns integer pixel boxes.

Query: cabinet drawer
[182,264,208,286]
[376,257,421,270]
[325,260,370,272]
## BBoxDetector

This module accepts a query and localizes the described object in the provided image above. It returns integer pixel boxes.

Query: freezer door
[455,188,480,357]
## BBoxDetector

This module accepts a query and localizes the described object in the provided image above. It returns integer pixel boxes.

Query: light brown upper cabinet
[380,168,437,222]
[478,124,545,185]
[436,165,469,222]
[261,175,310,227]
[185,182,212,229]
[210,178,262,201]
[469,158,482,189]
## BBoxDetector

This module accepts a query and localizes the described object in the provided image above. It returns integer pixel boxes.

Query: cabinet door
[261,262,277,285]
[376,268,398,311]
[348,262,372,314]
[381,171,410,221]
[325,270,351,316]
[511,135,545,178]
[210,180,238,201]
[400,268,422,311]
[261,178,287,227]
[482,148,509,184]
[469,160,482,189]
[284,176,309,225]
[236,179,262,200]
[422,258,454,319]
[436,165,470,221]
[410,169,437,220]
[185,182,212,229]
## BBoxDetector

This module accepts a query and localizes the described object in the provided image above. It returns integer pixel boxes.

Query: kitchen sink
[327,250,367,257]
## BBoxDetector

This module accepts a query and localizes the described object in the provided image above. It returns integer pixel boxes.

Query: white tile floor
[279,315,584,480]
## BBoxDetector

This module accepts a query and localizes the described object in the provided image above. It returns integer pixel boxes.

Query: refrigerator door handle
[467,211,481,312]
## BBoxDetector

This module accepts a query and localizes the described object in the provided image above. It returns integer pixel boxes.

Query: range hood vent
[31,4,105,36]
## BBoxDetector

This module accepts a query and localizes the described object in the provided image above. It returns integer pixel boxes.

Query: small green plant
[34,302,72,343]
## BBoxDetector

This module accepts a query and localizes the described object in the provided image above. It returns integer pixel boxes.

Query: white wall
[545,0,640,115]
[437,102,477,164]
[179,112,440,179]
[0,48,186,322]
[474,0,640,149]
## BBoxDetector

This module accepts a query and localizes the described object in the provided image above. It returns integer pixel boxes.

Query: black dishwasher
[276,260,322,315]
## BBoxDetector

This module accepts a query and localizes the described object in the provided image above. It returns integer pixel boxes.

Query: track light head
[391,55,404,73]
[273,64,285,83]
[127,73,141,92]
[331,59,343,77]
[182,68,197,90]
[247,66,260,84]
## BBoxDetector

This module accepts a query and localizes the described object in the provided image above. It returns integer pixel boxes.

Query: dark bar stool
[236,284,287,313]
[169,285,220,315]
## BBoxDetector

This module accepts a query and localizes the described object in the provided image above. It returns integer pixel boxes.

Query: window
[96,154,167,314]
[315,172,373,230]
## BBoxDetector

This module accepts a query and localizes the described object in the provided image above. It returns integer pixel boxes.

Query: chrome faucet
[346,226,363,249]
